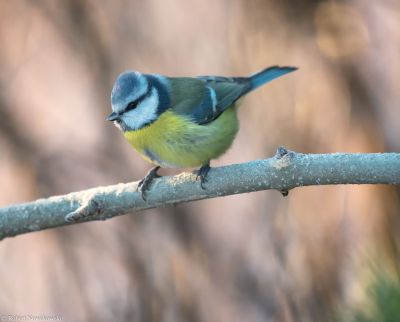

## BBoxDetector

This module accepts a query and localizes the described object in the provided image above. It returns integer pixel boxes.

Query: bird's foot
[137,166,160,200]
[196,163,210,189]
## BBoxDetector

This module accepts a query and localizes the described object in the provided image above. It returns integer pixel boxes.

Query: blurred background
[0,0,399,321]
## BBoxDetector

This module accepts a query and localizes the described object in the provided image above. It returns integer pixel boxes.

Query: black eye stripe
[124,86,153,112]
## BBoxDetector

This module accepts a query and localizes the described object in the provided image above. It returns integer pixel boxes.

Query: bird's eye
[125,101,138,112]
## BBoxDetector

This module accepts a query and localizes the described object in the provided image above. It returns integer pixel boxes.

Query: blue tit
[107,66,297,198]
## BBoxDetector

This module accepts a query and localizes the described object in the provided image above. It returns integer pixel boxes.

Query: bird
[107,66,297,199]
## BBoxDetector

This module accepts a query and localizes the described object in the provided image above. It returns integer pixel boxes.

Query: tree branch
[0,148,399,240]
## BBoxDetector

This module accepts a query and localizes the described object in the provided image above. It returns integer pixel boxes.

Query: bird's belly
[124,108,239,168]
[142,147,181,168]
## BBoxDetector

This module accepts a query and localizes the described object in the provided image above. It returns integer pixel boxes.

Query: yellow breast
[124,108,239,168]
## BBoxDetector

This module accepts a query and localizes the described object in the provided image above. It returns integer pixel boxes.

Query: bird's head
[108,71,170,131]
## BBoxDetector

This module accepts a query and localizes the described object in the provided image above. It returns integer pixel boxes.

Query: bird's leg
[137,166,161,200]
[196,162,210,189]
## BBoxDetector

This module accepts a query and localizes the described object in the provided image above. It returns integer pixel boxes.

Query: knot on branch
[273,146,295,169]
[65,197,103,222]
[272,147,296,197]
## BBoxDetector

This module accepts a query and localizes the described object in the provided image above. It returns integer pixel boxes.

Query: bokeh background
[0,1,399,321]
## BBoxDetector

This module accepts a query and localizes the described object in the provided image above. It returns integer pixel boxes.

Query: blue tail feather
[249,66,297,91]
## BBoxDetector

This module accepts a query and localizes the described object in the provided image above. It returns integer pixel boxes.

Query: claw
[137,166,160,200]
[196,163,210,189]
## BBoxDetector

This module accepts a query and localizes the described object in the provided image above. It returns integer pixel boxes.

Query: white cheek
[123,88,159,130]
[113,121,122,130]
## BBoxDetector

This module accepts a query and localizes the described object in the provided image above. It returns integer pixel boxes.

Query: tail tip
[249,65,299,89]
[276,65,298,72]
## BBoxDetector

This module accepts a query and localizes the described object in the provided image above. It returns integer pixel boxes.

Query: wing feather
[169,76,248,125]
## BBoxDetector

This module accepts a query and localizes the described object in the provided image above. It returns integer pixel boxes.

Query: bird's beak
[106,112,119,121]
